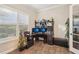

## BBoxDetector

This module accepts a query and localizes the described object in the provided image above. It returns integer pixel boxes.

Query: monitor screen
[40,28,47,32]
[32,28,40,33]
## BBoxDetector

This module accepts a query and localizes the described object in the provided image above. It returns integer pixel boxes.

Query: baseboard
[0,47,17,54]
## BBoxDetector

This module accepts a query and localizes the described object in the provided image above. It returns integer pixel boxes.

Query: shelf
[73,40,79,44]
[73,33,79,36]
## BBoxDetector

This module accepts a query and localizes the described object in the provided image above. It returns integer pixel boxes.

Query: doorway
[69,5,79,54]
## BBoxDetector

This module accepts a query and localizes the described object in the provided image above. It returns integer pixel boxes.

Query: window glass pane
[73,17,79,33]
[0,7,17,39]
[18,13,29,32]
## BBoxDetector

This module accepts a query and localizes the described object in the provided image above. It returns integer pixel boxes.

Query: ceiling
[0,4,66,16]
[73,5,79,16]
[27,4,62,11]
[0,7,14,16]
[6,4,64,13]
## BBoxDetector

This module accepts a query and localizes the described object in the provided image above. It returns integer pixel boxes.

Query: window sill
[0,36,18,44]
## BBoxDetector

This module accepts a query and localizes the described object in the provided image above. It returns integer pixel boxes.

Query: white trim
[70,48,79,54]
[16,12,20,37]
[69,4,79,54]
[69,4,73,51]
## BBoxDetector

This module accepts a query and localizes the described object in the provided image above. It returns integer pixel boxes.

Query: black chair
[24,31,34,49]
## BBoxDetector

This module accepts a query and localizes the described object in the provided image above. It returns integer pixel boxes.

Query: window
[0,7,17,39]
[0,6,29,40]
[18,13,29,32]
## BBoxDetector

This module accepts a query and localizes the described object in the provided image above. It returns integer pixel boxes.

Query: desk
[32,33,47,43]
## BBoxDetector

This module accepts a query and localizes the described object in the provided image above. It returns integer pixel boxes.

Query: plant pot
[18,47,25,51]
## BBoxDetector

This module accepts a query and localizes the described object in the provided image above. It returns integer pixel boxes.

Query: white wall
[38,5,69,39]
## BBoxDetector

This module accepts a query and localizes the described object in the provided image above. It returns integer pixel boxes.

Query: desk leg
[43,37,47,43]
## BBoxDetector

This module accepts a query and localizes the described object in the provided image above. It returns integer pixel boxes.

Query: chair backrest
[24,31,30,37]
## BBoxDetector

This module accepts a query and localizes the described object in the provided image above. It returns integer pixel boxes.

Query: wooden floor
[9,41,72,54]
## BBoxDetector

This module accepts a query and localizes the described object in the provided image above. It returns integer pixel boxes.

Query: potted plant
[18,32,26,51]
[65,18,69,40]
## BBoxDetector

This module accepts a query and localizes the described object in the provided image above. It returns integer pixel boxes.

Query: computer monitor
[40,28,47,32]
[32,28,40,33]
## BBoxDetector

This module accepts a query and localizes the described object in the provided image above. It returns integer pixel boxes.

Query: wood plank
[9,41,72,54]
